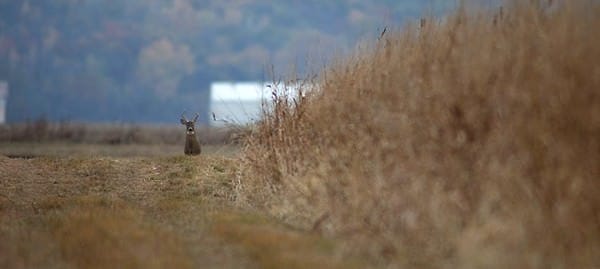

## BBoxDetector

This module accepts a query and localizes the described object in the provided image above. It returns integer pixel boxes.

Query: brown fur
[180,113,201,155]
[184,133,201,155]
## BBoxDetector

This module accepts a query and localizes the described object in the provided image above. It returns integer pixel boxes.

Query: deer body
[181,113,201,155]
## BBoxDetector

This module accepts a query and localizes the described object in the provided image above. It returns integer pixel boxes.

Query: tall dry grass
[240,1,600,267]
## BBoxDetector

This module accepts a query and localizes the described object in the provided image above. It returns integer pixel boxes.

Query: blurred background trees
[0,0,452,123]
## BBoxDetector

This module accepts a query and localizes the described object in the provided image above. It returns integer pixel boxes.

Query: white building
[0,81,8,124]
[209,81,271,127]
[209,81,313,127]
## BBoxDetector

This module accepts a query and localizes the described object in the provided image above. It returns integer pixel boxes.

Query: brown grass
[49,196,192,269]
[0,155,256,268]
[0,120,240,145]
[0,142,240,158]
[212,211,365,269]
[0,152,354,268]
[239,1,600,268]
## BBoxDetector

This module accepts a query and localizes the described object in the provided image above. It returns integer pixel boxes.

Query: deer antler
[193,113,199,122]
[181,112,188,122]
[180,112,189,125]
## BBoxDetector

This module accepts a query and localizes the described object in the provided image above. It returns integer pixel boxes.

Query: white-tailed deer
[180,112,201,155]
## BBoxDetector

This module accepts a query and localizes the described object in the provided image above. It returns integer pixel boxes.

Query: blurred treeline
[0,0,448,124]
[0,119,238,145]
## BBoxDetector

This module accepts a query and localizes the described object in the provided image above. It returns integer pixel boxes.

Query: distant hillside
[0,0,453,123]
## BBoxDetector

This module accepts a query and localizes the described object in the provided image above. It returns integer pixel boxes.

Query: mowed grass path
[0,150,359,269]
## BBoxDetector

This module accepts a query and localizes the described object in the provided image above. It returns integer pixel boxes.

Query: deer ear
[180,118,187,125]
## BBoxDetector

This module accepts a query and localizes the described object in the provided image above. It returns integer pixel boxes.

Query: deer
[180,112,201,155]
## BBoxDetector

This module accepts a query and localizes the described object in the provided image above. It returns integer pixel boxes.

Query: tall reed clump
[240,1,600,267]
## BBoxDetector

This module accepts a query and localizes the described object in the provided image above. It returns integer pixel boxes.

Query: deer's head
[180,112,199,135]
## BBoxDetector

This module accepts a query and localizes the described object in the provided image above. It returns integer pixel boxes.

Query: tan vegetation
[2,1,599,268]
[0,154,359,268]
[0,142,240,158]
[0,121,243,158]
[0,155,244,268]
[239,1,600,268]
[0,120,238,145]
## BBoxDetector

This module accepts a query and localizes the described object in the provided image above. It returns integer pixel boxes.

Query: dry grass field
[0,142,240,158]
[240,1,600,268]
[0,121,360,268]
[0,154,362,268]
[0,155,245,269]
[2,1,600,268]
